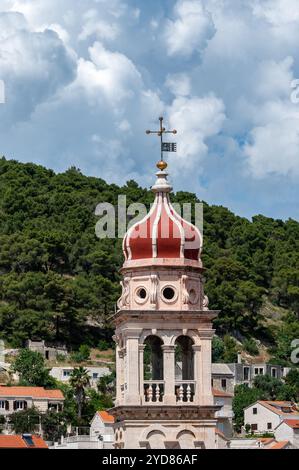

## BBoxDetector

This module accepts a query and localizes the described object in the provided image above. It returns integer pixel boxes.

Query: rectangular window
[63,370,71,377]
[253,407,257,415]
[259,368,264,375]
[243,367,249,381]
[271,368,277,378]
[92,373,98,379]
[267,423,272,430]
[251,424,258,431]
[15,401,24,410]
[254,368,259,375]
[221,379,227,390]
[0,401,5,409]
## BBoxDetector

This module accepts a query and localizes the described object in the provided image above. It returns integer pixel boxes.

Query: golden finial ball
[156,160,168,171]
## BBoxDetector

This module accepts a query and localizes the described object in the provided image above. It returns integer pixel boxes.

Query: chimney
[237,353,242,364]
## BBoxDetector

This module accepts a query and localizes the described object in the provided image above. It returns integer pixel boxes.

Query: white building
[49,410,115,449]
[90,410,115,448]
[50,366,110,388]
[213,389,234,438]
[244,401,299,433]
[0,386,64,415]
[275,419,299,448]
[212,364,234,394]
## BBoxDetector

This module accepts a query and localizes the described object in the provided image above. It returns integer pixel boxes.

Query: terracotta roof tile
[258,438,275,445]
[0,386,64,400]
[281,419,299,429]
[212,388,233,398]
[258,401,299,416]
[0,435,48,449]
[98,410,115,423]
[267,440,289,450]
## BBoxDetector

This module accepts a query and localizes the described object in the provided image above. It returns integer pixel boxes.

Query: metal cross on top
[146,117,177,165]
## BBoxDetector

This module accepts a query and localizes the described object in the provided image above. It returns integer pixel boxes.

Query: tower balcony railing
[143,380,196,404]
[143,381,165,403]
[175,380,195,403]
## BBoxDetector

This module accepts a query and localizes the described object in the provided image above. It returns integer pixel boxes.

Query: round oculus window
[136,287,148,302]
[162,286,176,301]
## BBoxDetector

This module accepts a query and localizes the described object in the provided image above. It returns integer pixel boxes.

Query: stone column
[192,344,201,405]
[115,344,123,406]
[125,332,141,405]
[198,330,214,405]
[162,345,176,405]
[139,344,145,404]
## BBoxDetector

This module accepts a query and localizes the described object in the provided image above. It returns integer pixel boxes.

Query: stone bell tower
[109,122,220,449]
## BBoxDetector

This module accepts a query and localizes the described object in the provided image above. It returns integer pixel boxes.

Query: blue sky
[0,0,299,220]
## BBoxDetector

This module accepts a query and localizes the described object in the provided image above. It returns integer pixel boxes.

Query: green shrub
[98,339,110,351]
[243,338,259,355]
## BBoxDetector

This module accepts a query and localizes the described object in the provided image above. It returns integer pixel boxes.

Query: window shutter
[13,401,16,410]
[5,401,9,411]
[24,401,27,410]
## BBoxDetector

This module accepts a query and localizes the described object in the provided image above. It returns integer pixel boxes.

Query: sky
[0,0,299,220]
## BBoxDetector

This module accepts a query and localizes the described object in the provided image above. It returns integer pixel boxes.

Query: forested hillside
[0,157,298,364]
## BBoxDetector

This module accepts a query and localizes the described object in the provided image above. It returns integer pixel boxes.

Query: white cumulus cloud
[164,0,216,57]
[167,94,226,173]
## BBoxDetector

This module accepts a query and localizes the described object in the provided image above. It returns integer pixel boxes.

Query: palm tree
[69,367,90,419]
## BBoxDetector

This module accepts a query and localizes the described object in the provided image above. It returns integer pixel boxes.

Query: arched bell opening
[174,335,195,402]
[143,335,164,403]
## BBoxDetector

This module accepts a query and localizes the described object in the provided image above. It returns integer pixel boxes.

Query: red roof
[212,388,233,398]
[123,182,202,262]
[258,401,299,416]
[281,419,299,429]
[0,386,64,400]
[97,410,115,423]
[267,440,289,450]
[0,435,48,449]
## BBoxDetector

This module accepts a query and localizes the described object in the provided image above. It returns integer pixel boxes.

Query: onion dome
[123,162,202,262]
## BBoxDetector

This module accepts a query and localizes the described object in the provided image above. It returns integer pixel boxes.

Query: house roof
[97,410,115,423]
[257,438,275,445]
[0,435,48,449]
[212,388,233,398]
[245,400,299,416]
[267,440,289,450]
[258,401,299,416]
[279,419,299,429]
[212,364,234,376]
[0,386,64,400]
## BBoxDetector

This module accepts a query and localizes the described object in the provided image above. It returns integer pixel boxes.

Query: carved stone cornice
[110,310,220,326]
[109,405,221,422]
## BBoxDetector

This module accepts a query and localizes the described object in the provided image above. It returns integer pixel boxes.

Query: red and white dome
[123,166,202,262]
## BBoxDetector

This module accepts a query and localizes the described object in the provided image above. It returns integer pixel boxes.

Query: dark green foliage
[212,336,225,362]
[9,407,41,434]
[0,158,298,354]
[98,339,111,351]
[243,338,259,356]
[222,335,239,363]
[41,410,67,441]
[253,372,298,402]
[70,344,91,363]
[233,385,261,432]
[12,349,57,388]
[69,366,90,418]
[212,335,239,362]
